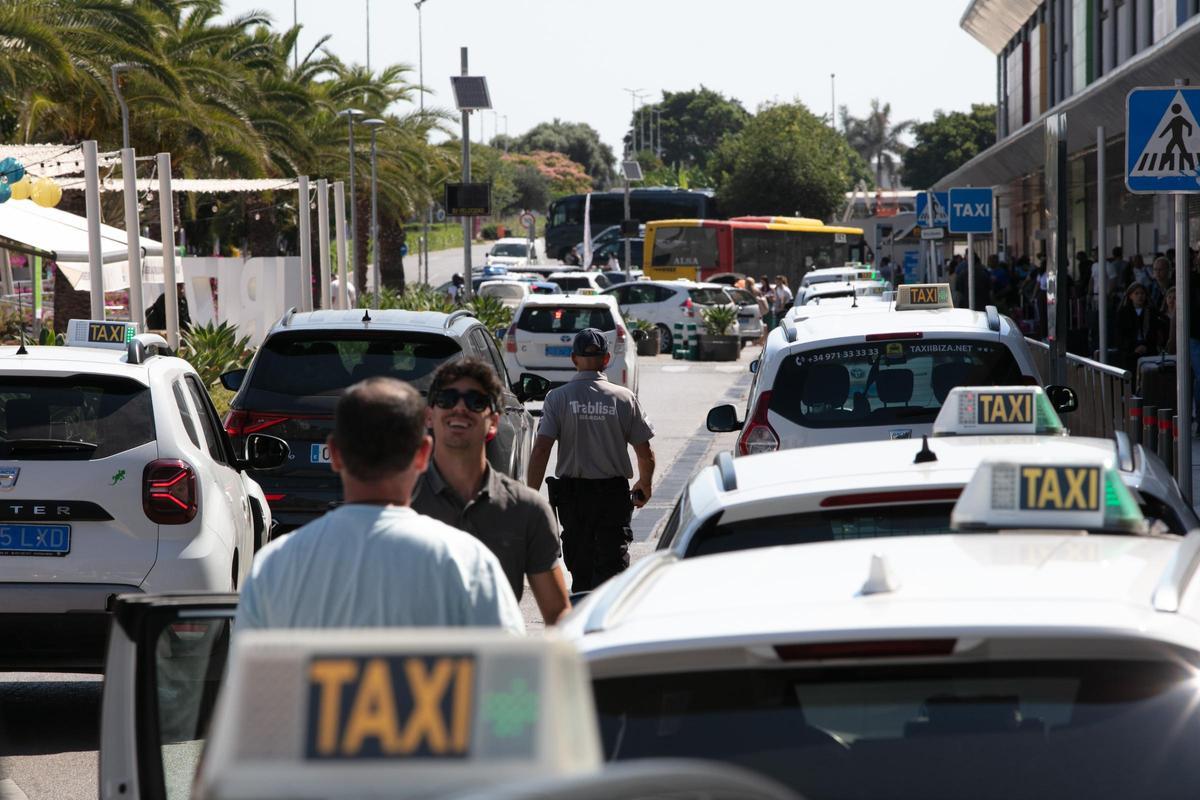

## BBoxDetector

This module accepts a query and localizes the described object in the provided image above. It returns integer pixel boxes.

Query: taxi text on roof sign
[1017,466,1100,511]
[933,387,1064,437]
[65,319,139,350]
[895,283,953,311]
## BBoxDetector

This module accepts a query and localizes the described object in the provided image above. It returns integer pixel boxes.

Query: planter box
[697,333,740,361]
[635,329,660,357]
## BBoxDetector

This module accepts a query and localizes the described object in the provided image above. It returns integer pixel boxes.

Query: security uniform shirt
[538,371,655,479]
[412,462,560,600]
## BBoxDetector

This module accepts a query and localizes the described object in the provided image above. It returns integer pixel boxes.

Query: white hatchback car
[603,279,740,353]
[503,294,641,393]
[477,278,530,309]
[0,321,284,670]
[546,271,613,294]
[485,237,538,268]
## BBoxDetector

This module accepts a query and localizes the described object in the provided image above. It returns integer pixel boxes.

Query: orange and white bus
[643,216,868,287]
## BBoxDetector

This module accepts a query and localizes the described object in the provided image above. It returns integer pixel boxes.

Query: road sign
[519,212,535,228]
[435,208,446,222]
[915,191,948,227]
[947,188,994,233]
[921,227,945,240]
[1126,87,1200,193]
[444,182,491,216]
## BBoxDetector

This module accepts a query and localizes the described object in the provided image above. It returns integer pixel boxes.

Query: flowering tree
[503,151,592,196]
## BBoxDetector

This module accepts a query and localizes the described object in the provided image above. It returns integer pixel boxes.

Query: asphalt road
[0,345,756,800]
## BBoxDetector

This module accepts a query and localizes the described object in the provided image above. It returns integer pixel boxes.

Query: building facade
[943,0,1200,268]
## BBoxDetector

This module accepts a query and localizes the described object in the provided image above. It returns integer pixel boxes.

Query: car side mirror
[706,404,743,433]
[631,329,646,343]
[1045,384,1078,414]
[749,358,760,374]
[514,372,552,403]
[219,368,247,392]
[243,433,290,470]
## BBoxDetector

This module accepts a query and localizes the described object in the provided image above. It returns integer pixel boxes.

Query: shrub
[701,305,738,336]
[179,321,254,388]
[481,224,500,240]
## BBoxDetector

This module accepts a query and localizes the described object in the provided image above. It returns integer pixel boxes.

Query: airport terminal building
[940,0,1200,264]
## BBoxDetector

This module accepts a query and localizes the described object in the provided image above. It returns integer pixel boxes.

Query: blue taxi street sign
[1125,87,1200,193]
[947,188,994,234]
[915,191,948,227]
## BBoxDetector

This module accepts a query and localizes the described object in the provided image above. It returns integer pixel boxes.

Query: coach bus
[545,187,717,262]
[643,216,868,286]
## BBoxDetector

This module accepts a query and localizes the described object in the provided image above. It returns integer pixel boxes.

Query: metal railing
[1025,337,1130,440]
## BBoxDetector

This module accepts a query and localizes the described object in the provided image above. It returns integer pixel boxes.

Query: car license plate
[310,444,331,464]
[545,346,573,357]
[0,524,70,556]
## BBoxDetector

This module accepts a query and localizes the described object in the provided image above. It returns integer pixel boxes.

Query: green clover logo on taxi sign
[482,678,538,739]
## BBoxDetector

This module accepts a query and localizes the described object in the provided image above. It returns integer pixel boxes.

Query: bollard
[1128,396,1143,446]
[1142,405,1158,455]
[1158,410,1173,474]
[672,322,685,360]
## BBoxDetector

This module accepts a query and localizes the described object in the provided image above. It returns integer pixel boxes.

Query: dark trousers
[550,477,633,592]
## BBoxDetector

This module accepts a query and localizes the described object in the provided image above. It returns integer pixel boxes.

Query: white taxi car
[708,284,1056,453]
[562,456,1200,800]
[485,237,538,268]
[503,294,642,394]
[0,321,285,670]
[665,387,1195,561]
[796,264,883,303]
[99,602,794,800]
[797,280,889,307]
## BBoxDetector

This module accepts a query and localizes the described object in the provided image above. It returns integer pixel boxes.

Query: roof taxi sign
[932,386,1064,437]
[195,629,600,800]
[951,457,1146,535]
[895,283,953,311]
[65,319,138,350]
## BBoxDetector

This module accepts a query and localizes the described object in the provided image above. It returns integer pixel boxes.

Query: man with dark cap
[527,328,656,591]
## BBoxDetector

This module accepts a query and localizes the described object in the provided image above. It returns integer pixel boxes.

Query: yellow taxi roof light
[65,319,139,350]
[195,629,600,800]
[950,458,1146,535]
[932,387,1065,437]
[894,283,953,311]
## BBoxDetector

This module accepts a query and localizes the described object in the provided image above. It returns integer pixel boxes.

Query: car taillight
[143,459,197,524]
[615,325,627,354]
[224,409,289,437]
[681,297,695,317]
[505,323,517,353]
[737,390,779,456]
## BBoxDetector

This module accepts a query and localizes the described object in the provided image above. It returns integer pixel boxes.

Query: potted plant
[628,317,660,356]
[697,306,740,361]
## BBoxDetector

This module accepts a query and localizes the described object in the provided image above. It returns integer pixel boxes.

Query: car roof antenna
[913,435,937,464]
[361,307,372,324]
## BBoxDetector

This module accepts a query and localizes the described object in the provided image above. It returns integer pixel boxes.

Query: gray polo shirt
[537,371,655,479]
[412,462,560,600]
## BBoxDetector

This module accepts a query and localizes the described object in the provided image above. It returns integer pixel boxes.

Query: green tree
[511,119,614,185]
[840,99,914,189]
[626,86,749,171]
[900,103,997,189]
[511,163,548,213]
[713,102,860,220]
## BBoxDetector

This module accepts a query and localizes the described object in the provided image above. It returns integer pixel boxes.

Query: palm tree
[840,99,914,189]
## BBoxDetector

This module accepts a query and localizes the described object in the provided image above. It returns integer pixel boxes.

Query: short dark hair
[333,377,426,481]
[427,357,503,411]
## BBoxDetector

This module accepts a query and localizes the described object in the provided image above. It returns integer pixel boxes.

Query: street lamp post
[363,118,386,304]
[338,108,365,295]
[111,62,139,150]
[415,0,431,284]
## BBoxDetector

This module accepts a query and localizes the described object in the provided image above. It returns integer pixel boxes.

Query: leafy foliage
[713,102,863,219]
[900,104,998,189]
[504,150,592,196]
[179,321,254,388]
[700,305,738,336]
[627,87,750,171]
[840,99,914,189]
[465,294,512,336]
[508,119,615,185]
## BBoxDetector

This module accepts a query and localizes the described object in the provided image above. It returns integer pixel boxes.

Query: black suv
[221,309,543,535]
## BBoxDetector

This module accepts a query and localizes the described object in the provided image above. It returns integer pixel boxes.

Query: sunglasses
[431,388,494,413]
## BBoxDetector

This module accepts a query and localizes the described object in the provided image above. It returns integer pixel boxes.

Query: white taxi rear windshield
[771,339,1025,428]
[517,306,615,334]
[594,659,1200,800]
[0,375,154,459]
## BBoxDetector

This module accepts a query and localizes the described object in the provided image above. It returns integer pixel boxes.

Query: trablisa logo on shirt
[568,400,617,418]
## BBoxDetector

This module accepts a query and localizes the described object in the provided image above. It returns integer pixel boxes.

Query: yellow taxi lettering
[1020,466,1100,510]
[1022,467,1044,505]
[978,393,1032,424]
[451,658,474,751]
[341,658,403,755]
[1036,467,1063,508]
[1063,467,1097,510]
[912,287,937,305]
[89,322,122,343]
[398,657,455,753]
[309,659,359,755]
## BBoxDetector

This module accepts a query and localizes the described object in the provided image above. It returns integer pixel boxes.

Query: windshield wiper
[1,438,99,453]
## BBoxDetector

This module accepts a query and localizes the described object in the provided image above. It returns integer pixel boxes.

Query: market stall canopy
[0,199,166,291]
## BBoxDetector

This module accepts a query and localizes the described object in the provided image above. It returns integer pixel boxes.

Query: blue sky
[225,0,997,152]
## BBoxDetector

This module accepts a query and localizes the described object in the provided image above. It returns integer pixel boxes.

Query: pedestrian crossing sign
[1126,87,1200,193]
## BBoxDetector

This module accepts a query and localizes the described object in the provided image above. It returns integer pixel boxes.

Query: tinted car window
[727,289,755,305]
[0,375,154,459]
[651,225,719,267]
[240,332,461,413]
[551,277,596,292]
[689,288,731,305]
[595,660,1200,800]
[173,381,201,450]
[517,306,615,333]
[770,339,1025,428]
[490,243,528,257]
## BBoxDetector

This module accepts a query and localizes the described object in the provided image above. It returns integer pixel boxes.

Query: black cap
[572,328,609,357]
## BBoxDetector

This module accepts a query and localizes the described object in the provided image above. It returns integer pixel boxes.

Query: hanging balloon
[0,157,23,185]
[0,182,11,204]
[31,177,62,208]
[9,174,30,201]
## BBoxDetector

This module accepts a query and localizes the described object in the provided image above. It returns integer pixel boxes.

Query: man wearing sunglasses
[413,359,571,625]
[528,328,656,592]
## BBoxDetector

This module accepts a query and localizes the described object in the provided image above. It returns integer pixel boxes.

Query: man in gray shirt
[235,376,524,633]
[528,329,656,591]
[413,358,570,624]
